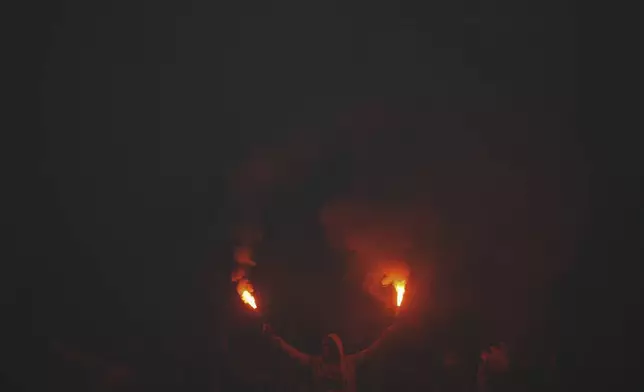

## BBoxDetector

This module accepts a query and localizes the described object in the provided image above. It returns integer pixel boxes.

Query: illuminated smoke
[319,199,430,307]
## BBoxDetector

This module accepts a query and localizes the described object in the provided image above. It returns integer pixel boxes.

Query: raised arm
[263,323,312,366]
[349,324,396,364]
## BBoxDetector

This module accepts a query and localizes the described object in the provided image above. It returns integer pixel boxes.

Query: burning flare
[231,245,259,311]
[241,290,257,309]
[236,278,258,310]
[394,280,406,307]
[381,269,409,309]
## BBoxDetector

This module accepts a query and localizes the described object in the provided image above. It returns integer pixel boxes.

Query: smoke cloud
[226,103,586,340]
[320,197,440,308]
[228,128,329,293]
[231,245,257,296]
[319,105,586,337]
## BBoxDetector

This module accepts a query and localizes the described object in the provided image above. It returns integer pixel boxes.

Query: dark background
[4,0,642,391]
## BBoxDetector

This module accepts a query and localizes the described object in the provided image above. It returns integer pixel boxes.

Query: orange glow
[381,269,409,309]
[241,290,257,309]
[236,278,258,310]
[394,280,406,307]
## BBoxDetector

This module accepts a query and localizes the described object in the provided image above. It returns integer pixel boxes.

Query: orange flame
[394,280,406,307]
[236,279,258,310]
[381,269,409,309]
[232,245,259,311]
[241,290,257,309]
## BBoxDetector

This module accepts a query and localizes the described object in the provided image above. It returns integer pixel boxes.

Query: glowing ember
[241,289,257,309]
[394,280,406,307]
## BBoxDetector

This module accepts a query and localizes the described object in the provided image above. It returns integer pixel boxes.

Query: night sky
[5,1,642,391]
